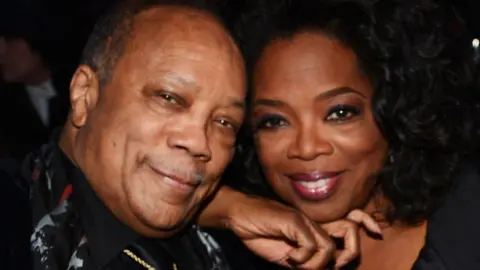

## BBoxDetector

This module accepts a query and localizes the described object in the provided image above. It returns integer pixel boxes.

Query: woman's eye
[325,105,360,122]
[255,115,288,130]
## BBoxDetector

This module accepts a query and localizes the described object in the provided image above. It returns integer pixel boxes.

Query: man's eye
[160,93,179,104]
[325,105,360,122]
[217,119,237,132]
[153,91,187,107]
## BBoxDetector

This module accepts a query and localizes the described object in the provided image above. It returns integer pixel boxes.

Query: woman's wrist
[197,186,250,228]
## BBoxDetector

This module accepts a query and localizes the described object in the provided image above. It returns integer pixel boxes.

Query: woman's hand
[321,209,382,269]
[234,207,381,269]
[227,196,336,269]
[199,187,381,269]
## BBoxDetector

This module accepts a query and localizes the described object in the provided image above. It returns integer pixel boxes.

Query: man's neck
[58,125,78,167]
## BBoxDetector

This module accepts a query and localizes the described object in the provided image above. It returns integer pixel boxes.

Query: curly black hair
[229,0,480,225]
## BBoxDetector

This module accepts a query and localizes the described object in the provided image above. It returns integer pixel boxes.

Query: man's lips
[148,164,200,189]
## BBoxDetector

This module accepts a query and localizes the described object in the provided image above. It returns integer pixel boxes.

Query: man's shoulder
[0,157,29,194]
[0,158,20,176]
[0,157,31,214]
[0,158,33,270]
[0,143,57,199]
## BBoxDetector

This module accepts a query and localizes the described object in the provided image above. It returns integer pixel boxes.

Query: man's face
[69,7,245,237]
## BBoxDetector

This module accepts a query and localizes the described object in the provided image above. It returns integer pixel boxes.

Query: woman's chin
[295,200,352,223]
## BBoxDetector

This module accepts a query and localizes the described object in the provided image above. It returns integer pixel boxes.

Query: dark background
[456,0,480,37]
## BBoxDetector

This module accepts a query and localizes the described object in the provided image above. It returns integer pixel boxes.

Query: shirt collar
[60,150,140,267]
[25,80,56,98]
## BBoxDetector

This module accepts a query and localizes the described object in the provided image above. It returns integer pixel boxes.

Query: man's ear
[69,65,100,128]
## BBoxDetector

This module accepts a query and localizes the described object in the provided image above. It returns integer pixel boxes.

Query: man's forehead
[155,71,245,98]
[131,5,228,43]
[117,6,241,71]
[116,5,237,65]
[105,5,244,98]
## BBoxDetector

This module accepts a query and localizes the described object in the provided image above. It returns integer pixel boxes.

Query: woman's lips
[287,171,344,201]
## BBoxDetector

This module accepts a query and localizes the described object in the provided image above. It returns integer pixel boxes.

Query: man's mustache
[145,157,206,185]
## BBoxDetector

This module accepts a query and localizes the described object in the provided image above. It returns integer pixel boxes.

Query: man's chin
[131,206,194,237]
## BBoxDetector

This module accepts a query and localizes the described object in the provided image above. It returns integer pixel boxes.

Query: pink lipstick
[287,171,343,201]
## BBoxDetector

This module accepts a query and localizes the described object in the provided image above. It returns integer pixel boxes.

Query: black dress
[411,159,480,269]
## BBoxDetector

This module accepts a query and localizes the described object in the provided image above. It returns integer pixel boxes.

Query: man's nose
[166,121,212,162]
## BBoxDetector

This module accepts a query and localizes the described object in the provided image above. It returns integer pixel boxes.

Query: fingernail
[335,260,346,269]
[371,223,382,235]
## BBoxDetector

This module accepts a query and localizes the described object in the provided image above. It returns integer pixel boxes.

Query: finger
[347,209,382,235]
[295,217,335,270]
[286,246,317,267]
[258,211,319,266]
[266,211,318,250]
[285,219,318,265]
[328,222,359,268]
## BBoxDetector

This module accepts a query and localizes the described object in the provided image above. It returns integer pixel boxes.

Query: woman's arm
[197,185,381,269]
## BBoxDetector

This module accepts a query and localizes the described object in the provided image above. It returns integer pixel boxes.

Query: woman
[227,0,480,269]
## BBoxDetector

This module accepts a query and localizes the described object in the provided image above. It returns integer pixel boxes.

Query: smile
[148,164,198,194]
[297,178,334,189]
[287,171,344,201]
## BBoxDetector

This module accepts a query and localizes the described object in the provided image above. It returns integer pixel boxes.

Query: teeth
[298,178,332,189]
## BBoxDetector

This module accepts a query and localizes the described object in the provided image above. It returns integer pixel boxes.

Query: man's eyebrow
[161,71,198,90]
[229,98,245,110]
[159,71,246,110]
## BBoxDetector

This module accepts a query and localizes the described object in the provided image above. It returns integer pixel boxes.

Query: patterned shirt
[26,143,231,270]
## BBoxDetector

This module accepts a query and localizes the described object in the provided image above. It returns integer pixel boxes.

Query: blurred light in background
[472,38,479,48]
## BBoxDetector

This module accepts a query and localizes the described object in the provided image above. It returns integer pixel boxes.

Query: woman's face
[252,32,388,223]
